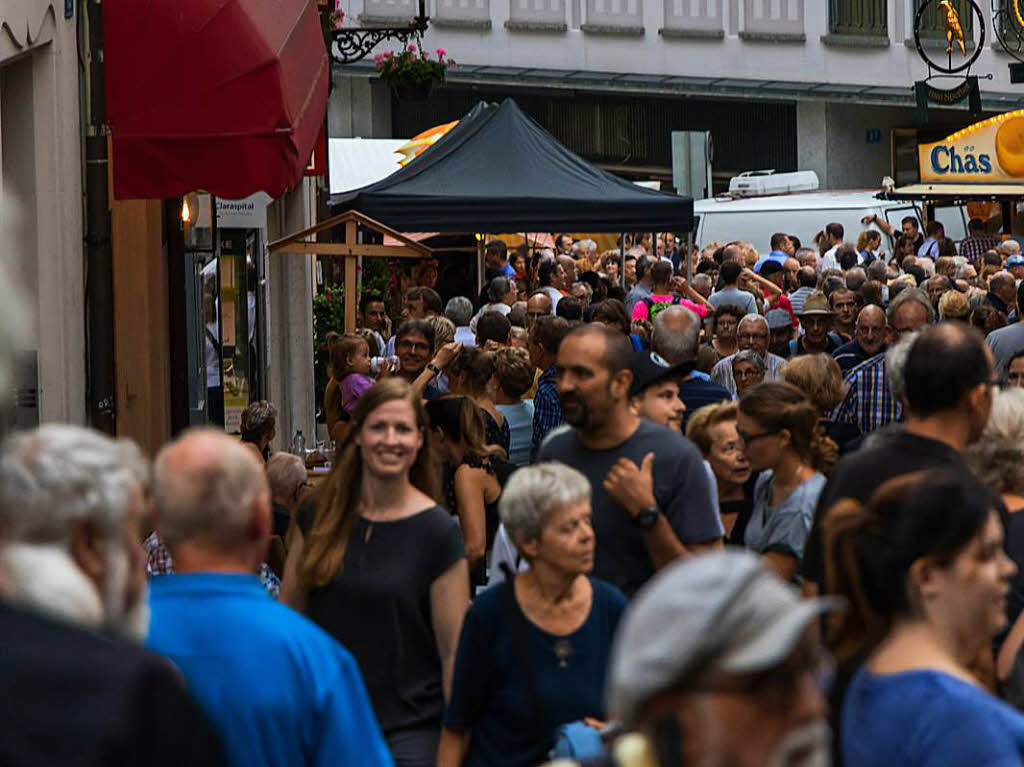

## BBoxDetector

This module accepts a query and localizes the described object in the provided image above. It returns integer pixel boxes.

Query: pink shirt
[340,373,374,413]
[631,294,709,321]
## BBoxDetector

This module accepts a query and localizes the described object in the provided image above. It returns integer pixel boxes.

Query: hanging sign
[918,110,1024,182]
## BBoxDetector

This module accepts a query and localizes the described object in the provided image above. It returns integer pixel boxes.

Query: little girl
[331,334,375,416]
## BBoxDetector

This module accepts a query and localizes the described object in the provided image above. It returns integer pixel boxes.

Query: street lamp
[330,0,429,65]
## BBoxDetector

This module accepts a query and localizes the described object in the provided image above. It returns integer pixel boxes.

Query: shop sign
[216,193,271,229]
[919,109,1024,182]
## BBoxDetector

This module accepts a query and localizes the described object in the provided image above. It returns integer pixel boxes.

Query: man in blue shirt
[146,430,393,767]
[529,315,571,461]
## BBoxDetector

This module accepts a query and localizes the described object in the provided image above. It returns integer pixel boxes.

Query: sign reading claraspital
[919,110,1024,183]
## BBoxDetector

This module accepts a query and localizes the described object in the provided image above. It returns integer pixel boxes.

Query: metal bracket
[330,16,429,64]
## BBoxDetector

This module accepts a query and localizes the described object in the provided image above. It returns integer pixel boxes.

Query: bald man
[833,304,888,373]
[145,430,392,767]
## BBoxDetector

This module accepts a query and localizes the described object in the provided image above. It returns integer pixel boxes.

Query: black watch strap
[634,506,660,531]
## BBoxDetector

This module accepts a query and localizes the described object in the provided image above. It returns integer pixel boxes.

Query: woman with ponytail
[281,378,470,767]
[736,382,836,580]
[426,395,516,588]
[825,471,1024,766]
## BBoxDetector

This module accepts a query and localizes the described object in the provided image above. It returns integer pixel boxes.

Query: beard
[102,543,150,643]
[560,392,592,428]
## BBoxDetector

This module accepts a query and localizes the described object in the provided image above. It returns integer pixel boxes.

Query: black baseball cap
[630,350,692,396]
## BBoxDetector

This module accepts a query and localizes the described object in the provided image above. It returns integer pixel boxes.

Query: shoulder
[753,470,774,496]
[845,352,885,381]
[711,354,735,372]
[589,578,628,614]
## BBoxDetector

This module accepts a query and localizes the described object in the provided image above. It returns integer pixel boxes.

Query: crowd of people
[8,222,1024,766]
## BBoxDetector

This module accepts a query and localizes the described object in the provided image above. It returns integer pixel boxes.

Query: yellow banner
[919,110,1024,183]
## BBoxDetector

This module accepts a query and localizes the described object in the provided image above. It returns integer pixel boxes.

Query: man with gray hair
[146,429,392,767]
[710,314,788,396]
[832,288,935,434]
[470,276,515,334]
[0,424,228,765]
[0,424,151,640]
[444,296,476,347]
[652,305,729,425]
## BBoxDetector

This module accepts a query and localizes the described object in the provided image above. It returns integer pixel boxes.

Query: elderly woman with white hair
[438,462,626,767]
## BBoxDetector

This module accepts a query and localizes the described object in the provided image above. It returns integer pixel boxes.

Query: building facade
[331,0,1024,191]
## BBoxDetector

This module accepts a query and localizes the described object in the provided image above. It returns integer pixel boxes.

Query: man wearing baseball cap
[1007,253,1024,282]
[758,260,798,328]
[766,308,795,359]
[791,291,844,357]
[596,550,837,767]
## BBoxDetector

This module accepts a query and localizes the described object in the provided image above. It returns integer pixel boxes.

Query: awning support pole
[345,219,358,333]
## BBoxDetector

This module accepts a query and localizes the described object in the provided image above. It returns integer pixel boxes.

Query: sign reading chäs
[919,110,1024,182]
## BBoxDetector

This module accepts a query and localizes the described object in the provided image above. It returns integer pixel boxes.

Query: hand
[603,453,656,518]
[670,276,689,294]
[431,341,462,370]
[383,315,393,338]
[861,215,877,226]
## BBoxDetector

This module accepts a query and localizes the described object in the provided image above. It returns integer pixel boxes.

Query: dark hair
[720,260,742,285]
[984,250,1003,267]
[607,285,626,303]
[591,299,631,336]
[407,286,442,315]
[485,240,508,259]
[824,471,996,663]
[825,222,844,241]
[837,245,859,271]
[650,261,674,285]
[770,233,790,251]
[846,269,867,293]
[395,319,436,353]
[858,281,884,309]
[903,323,989,416]
[425,395,504,461]
[300,378,439,588]
[925,220,945,237]
[448,346,496,395]
[789,235,802,250]
[507,304,527,328]
[938,239,957,257]
[905,265,927,285]
[696,260,718,276]
[476,311,512,346]
[539,260,560,287]
[359,292,386,314]
[531,315,571,356]
[901,215,918,228]
[970,305,1009,335]
[714,304,744,328]
[493,347,535,399]
[1016,279,1024,313]
[797,267,817,288]
[969,217,985,232]
[738,382,838,473]
[568,323,635,376]
[556,296,583,321]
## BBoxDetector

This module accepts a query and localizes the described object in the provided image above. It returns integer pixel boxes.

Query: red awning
[104,0,328,200]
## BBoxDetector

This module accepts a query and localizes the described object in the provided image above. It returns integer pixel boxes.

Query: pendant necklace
[553,639,573,669]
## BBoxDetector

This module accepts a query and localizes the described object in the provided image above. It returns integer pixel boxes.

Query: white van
[693,190,935,256]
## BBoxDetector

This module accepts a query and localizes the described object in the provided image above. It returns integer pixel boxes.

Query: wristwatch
[633,506,660,531]
[426,362,442,376]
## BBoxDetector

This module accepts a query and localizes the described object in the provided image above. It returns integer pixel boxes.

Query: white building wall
[0,0,85,425]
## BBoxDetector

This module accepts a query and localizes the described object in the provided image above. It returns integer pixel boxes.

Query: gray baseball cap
[765,308,793,332]
[607,550,841,726]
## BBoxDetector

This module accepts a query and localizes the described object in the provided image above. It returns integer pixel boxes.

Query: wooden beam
[270,241,427,258]
[345,220,358,333]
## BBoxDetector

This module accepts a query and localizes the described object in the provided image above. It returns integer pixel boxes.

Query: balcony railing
[741,0,805,41]
[661,0,724,38]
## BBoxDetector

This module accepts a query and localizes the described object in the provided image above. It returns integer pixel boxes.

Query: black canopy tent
[329,98,693,232]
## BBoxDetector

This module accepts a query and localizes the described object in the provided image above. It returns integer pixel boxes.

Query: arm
[603,453,688,569]
[280,527,308,612]
[741,268,782,297]
[762,550,800,581]
[430,558,470,702]
[411,341,462,398]
[453,466,489,569]
[437,729,471,767]
[862,214,895,239]
[671,277,714,312]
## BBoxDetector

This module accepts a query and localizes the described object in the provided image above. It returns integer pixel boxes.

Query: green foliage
[374,46,455,86]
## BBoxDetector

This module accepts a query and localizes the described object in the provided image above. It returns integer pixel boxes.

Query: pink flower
[447,58,456,68]
[374,53,385,65]
[436,48,447,57]
[408,44,417,52]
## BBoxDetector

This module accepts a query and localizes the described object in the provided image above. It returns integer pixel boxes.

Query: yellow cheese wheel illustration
[997,116,1024,177]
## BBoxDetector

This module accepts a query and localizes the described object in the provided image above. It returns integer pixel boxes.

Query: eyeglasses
[737,332,768,342]
[736,427,778,443]
[397,340,430,353]
[733,369,764,381]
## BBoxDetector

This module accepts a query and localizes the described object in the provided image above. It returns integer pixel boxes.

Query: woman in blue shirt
[826,471,1024,766]
[438,462,626,767]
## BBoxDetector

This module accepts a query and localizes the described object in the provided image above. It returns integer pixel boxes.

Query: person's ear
[519,535,541,560]
[250,492,272,543]
[777,428,792,450]
[908,556,943,604]
[610,369,634,399]
[69,517,107,587]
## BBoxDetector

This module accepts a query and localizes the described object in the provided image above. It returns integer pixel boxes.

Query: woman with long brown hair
[735,382,837,580]
[824,471,1023,766]
[445,346,510,453]
[282,378,470,767]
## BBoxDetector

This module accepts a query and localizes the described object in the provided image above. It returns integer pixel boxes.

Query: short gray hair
[445,296,474,327]
[886,330,920,405]
[732,349,766,374]
[152,429,266,549]
[652,305,701,365]
[266,453,306,502]
[967,388,1024,494]
[0,425,148,542]
[738,313,768,332]
[499,462,590,550]
[487,276,512,303]
[240,401,277,442]
[887,287,935,325]
[691,274,713,293]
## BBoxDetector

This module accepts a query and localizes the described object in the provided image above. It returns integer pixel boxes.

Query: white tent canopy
[329,138,407,195]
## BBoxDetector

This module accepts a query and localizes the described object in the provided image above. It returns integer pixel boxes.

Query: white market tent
[329,138,406,195]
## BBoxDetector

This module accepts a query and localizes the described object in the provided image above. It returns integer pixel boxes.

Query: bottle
[292,429,306,457]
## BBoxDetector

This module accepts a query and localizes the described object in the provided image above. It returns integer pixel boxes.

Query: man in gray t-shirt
[986,281,1024,379]
[539,325,723,596]
[708,260,758,316]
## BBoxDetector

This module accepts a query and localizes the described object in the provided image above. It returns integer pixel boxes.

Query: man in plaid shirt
[528,315,571,462]
[831,289,933,434]
[144,531,280,598]
[959,218,1002,265]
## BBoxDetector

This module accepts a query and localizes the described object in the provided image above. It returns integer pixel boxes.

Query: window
[914,0,973,42]
[829,0,887,37]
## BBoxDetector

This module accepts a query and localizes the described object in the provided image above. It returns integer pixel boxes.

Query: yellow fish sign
[919,110,1024,182]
